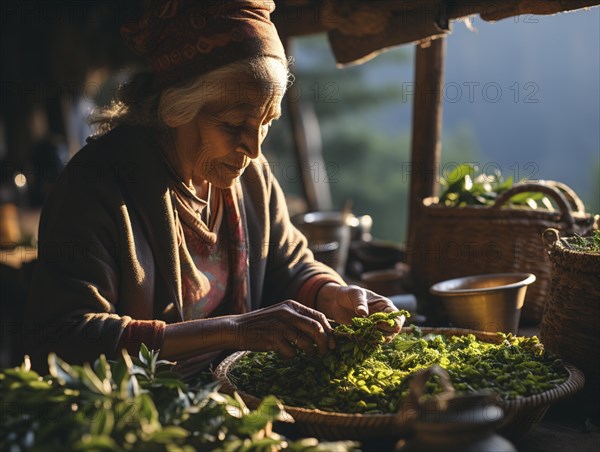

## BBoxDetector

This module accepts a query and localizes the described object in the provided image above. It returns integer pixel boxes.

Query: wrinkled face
[173,60,286,189]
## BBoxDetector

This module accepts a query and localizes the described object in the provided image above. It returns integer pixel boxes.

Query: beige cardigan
[25,125,343,369]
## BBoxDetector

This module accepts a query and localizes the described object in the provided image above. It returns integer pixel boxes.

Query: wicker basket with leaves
[540,228,600,408]
[408,169,595,323]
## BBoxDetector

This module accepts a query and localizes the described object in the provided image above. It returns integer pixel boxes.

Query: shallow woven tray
[213,328,585,440]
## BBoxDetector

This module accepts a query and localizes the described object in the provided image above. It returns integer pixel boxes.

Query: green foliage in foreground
[231,315,567,415]
[0,345,355,452]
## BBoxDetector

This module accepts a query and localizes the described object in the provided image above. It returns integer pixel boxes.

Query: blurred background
[263,8,600,242]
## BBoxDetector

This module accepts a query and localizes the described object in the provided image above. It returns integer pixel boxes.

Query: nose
[236,127,264,160]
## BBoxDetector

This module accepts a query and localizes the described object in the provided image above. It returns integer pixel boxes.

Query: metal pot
[396,365,516,452]
[293,211,353,274]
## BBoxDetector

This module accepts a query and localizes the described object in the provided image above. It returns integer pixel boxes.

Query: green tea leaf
[73,434,118,451]
[145,425,189,443]
[231,321,566,414]
[495,175,514,192]
[81,363,110,395]
[111,359,129,396]
[90,406,115,437]
[2,337,355,451]
[94,355,112,383]
[48,353,79,386]
[507,191,545,205]
[139,393,160,427]
[444,163,477,186]
[139,343,151,366]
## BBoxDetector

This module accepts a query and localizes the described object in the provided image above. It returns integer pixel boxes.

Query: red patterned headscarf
[121,0,287,89]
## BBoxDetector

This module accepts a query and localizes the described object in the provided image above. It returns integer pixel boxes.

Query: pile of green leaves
[438,163,555,209]
[327,311,407,368]
[0,345,354,451]
[566,230,600,253]
[230,317,567,415]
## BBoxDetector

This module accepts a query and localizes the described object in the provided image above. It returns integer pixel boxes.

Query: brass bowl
[430,273,536,334]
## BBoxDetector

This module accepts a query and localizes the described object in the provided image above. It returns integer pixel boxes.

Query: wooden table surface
[512,398,599,452]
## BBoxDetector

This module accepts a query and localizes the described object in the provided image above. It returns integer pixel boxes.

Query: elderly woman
[26,0,402,374]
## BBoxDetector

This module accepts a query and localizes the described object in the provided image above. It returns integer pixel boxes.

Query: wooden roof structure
[273,1,599,65]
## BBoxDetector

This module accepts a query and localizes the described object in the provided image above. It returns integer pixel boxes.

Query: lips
[219,155,249,176]
[222,162,245,173]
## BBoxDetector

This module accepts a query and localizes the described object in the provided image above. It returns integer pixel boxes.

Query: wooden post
[407,38,446,249]
[283,38,332,212]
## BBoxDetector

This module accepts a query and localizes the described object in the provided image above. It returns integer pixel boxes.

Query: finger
[377,322,399,335]
[322,317,336,350]
[366,296,398,314]
[293,333,319,358]
[363,295,403,333]
[275,337,298,361]
[328,334,336,351]
[379,310,404,329]
[378,315,405,339]
[282,328,316,355]
[283,326,300,343]
[379,312,401,328]
[281,302,331,355]
[287,300,334,333]
[378,321,400,332]
[338,286,369,317]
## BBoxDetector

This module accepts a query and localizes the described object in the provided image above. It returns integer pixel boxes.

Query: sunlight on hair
[159,57,290,128]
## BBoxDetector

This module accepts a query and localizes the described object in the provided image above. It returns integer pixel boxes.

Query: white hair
[90,56,292,135]
[159,56,290,128]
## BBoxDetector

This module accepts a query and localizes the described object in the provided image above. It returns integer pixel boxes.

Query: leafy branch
[0,346,356,451]
[438,163,554,209]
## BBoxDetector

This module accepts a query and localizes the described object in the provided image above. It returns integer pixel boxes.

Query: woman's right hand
[228,300,335,360]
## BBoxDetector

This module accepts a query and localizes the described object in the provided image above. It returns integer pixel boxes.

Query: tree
[263,35,478,242]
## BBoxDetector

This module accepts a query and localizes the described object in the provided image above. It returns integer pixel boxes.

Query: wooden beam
[283,39,332,212]
[407,38,446,250]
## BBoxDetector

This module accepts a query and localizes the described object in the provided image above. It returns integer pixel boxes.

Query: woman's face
[173,62,286,189]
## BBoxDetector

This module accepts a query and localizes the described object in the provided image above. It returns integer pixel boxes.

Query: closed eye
[263,114,281,130]
[220,122,245,134]
[217,109,281,137]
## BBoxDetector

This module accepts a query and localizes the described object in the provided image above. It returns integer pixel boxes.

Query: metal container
[293,211,352,274]
[429,273,536,334]
[347,214,373,242]
[396,366,516,452]
[361,267,408,296]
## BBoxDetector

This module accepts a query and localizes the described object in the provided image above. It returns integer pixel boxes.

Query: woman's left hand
[315,283,404,339]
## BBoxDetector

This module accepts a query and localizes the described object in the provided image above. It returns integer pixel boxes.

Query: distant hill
[448,9,599,207]
[372,8,599,210]
[271,8,599,242]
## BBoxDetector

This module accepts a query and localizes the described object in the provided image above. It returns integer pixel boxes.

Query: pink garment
[171,185,249,321]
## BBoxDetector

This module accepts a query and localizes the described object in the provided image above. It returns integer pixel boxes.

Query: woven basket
[540,228,600,403]
[408,181,595,323]
[213,328,584,440]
